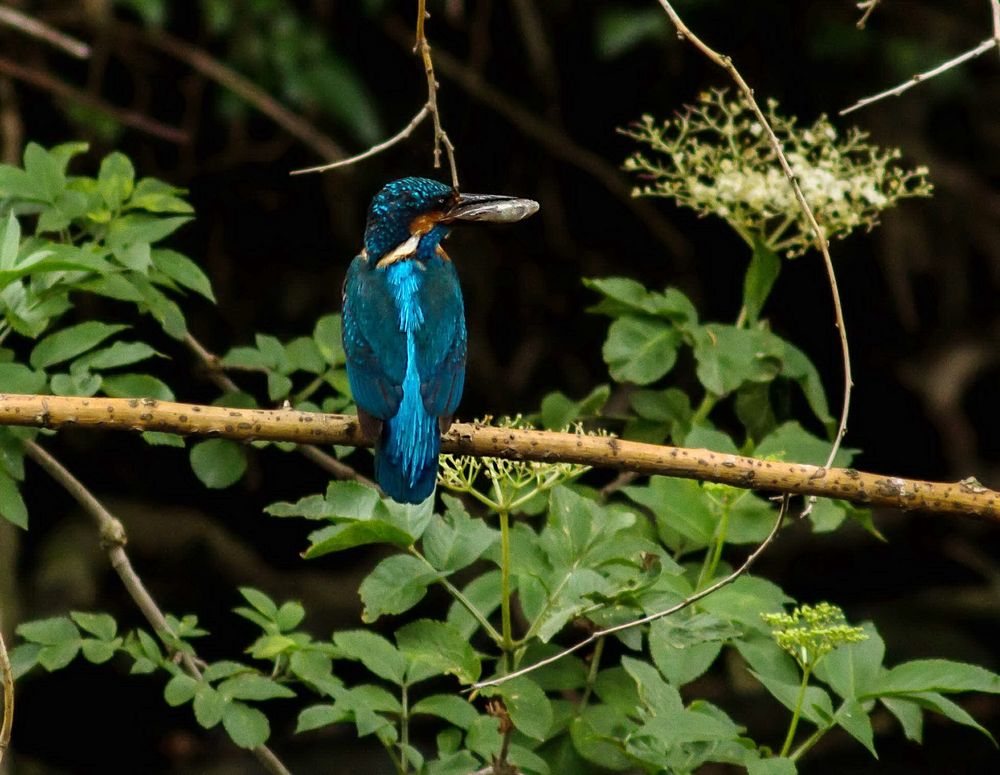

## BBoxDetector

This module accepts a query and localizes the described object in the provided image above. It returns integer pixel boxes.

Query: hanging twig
[291,105,430,175]
[653,1,853,516]
[415,0,459,188]
[0,5,91,59]
[855,1,882,30]
[0,625,12,767]
[843,0,1000,114]
[473,496,790,690]
[1,393,998,521]
[23,441,292,775]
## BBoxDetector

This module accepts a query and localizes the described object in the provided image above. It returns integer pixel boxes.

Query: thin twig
[385,18,690,258]
[993,0,1000,59]
[23,441,292,775]
[474,496,789,689]
[0,56,187,143]
[1,393,998,521]
[415,0,460,188]
[115,22,345,162]
[855,0,882,30]
[0,6,91,59]
[840,39,998,116]
[654,1,853,515]
[290,105,430,175]
[0,626,12,766]
[183,334,373,486]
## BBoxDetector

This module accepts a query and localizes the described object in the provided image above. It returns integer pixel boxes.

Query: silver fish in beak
[443,192,540,224]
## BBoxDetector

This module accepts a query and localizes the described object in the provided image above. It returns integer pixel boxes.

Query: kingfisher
[342,177,539,504]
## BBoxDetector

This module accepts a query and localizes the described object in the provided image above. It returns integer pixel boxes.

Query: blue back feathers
[344,178,467,504]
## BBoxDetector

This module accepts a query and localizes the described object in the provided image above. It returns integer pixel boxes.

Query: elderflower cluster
[622,90,932,256]
[438,415,592,510]
[762,602,867,670]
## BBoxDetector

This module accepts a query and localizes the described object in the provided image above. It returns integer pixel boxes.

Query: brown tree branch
[114,23,345,162]
[653,1,853,518]
[0,625,12,767]
[415,0,459,189]
[855,0,882,30]
[0,6,91,59]
[0,57,187,144]
[182,334,373,486]
[1,393,998,521]
[23,440,292,775]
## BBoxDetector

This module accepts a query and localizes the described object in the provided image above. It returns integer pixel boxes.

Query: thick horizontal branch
[0,392,998,521]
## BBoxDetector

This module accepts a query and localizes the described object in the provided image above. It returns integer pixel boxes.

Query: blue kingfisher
[342,177,539,503]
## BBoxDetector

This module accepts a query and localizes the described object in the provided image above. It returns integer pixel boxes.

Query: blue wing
[342,255,406,421]
[416,259,467,426]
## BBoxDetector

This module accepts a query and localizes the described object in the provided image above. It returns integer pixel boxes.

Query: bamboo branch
[1,393,998,521]
[0,6,91,59]
[23,441,292,775]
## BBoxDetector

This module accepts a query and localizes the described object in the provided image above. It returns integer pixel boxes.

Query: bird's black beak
[442,193,539,224]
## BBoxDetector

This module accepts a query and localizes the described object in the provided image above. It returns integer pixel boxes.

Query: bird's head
[363,177,539,266]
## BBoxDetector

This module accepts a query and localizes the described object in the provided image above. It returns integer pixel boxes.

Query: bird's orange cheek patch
[410,211,445,236]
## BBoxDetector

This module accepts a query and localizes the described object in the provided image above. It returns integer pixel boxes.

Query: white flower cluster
[622,90,932,256]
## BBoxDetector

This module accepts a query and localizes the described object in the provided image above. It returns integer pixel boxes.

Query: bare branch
[0,57,187,144]
[1,393,998,521]
[841,39,998,116]
[993,0,1000,59]
[653,1,853,515]
[115,23,346,161]
[23,441,292,775]
[0,6,91,59]
[855,1,882,30]
[0,625,12,767]
[290,105,430,175]
[416,0,460,188]
[474,496,789,690]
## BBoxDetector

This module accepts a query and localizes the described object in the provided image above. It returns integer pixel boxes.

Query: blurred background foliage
[0,0,998,772]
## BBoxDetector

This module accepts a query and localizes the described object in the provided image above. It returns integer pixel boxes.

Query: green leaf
[746,758,797,775]
[285,337,326,373]
[755,421,855,468]
[881,695,923,742]
[603,315,681,385]
[70,611,117,641]
[239,587,279,619]
[97,151,135,209]
[692,324,784,395]
[80,638,119,664]
[51,371,102,397]
[107,214,191,251]
[595,6,667,58]
[151,249,215,301]
[334,629,408,684]
[190,439,247,488]
[422,496,497,572]
[74,341,158,372]
[38,640,81,671]
[359,554,443,622]
[585,278,697,323]
[101,372,175,401]
[540,385,610,429]
[395,619,481,684]
[164,674,200,706]
[570,709,633,771]
[193,684,226,728]
[867,659,1000,697]
[743,239,782,325]
[217,673,295,701]
[782,342,834,434]
[835,698,878,757]
[297,704,340,733]
[314,314,345,366]
[142,431,185,447]
[0,363,47,394]
[622,655,683,716]
[623,477,714,548]
[275,601,305,632]
[304,520,413,557]
[0,212,20,270]
[814,622,884,699]
[905,691,995,743]
[23,142,65,202]
[17,616,79,645]
[0,468,28,528]
[411,694,479,729]
[129,178,193,213]
[203,661,251,682]
[222,701,270,748]
[487,677,553,741]
[30,322,128,370]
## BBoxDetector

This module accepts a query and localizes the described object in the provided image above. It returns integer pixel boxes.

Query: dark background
[0,0,998,772]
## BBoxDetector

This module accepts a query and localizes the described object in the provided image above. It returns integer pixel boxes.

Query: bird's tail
[375,385,440,504]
